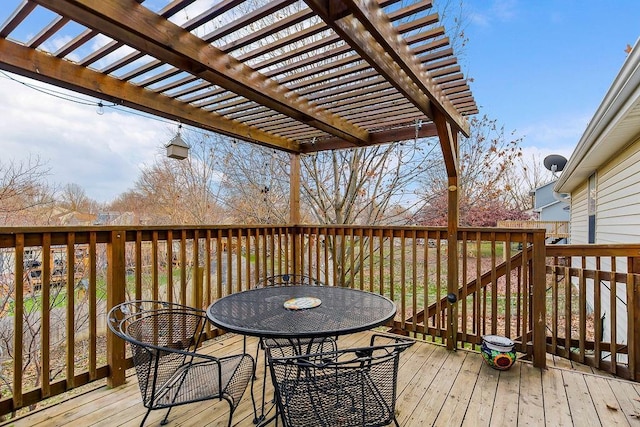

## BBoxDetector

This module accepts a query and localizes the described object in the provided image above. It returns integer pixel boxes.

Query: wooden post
[434,108,459,351]
[107,230,126,387]
[447,176,459,350]
[531,230,547,368]
[630,257,640,380]
[290,153,301,275]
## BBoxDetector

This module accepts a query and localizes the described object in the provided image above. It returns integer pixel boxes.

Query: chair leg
[140,408,152,427]
[161,407,173,425]
[250,365,260,423]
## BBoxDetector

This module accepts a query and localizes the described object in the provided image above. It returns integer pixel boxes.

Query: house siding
[570,182,588,244]
[596,137,640,244]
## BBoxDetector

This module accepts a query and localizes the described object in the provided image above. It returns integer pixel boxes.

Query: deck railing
[6,225,640,418]
[545,244,640,379]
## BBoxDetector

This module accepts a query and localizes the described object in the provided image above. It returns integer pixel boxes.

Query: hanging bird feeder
[166,124,190,160]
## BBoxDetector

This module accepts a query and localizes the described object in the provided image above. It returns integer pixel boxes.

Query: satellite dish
[543,154,567,173]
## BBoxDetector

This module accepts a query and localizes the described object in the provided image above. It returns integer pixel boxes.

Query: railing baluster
[460,232,468,343]
[435,230,442,337]
[13,234,24,409]
[578,263,586,363]
[475,232,481,343]
[611,255,618,375]
[235,228,242,293]
[215,229,223,298]
[594,256,601,370]
[563,258,571,358]
[490,232,497,336]
[411,229,417,335]
[66,232,75,389]
[505,233,511,337]
[423,230,429,341]
[180,230,188,305]
[134,231,142,300]
[88,231,97,381]
[40,234,51,397]
[152,230,160,301]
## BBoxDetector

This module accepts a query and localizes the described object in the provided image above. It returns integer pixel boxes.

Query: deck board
[518,363,544,426]
[585,375,633,426]
[433,352,483,426]
[4,332,640,427]
[540,366,573,426]
[461,362,499,427]
[490,362,521,426]
[562,370,601,427]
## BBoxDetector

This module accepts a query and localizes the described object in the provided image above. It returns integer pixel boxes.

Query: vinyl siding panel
[597,137,640,244]
[570,182,588,244]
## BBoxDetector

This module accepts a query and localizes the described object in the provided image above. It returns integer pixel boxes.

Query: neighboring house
[531,180,570,223]
[94,211,137,225]
[498,180,570,244]
[555,38,640,352]
[530,180,570,243]
[55,210,97,226]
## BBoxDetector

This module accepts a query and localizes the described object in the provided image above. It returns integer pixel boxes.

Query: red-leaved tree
[415,115,532,226]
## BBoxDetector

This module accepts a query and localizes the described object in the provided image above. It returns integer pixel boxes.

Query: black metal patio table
[207,285,397,425]
[206,285,397,339]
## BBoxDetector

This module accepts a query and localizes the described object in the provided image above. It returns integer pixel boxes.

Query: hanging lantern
[166,124,189,160]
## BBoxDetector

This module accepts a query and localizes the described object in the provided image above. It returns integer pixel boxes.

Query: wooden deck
[5,332,640,427]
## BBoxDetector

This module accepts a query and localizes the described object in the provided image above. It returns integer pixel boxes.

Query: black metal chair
[266,334,414,427]
[251,274,337,422]
[107,300,255,427]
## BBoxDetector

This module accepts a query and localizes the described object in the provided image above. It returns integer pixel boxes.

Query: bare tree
[218,141,290,224]
[57,183,97,213]
[503,153,557,212]
[0,156,55,226]
[128,130,226,225]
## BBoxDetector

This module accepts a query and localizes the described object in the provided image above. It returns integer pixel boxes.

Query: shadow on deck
[4,332,640,427]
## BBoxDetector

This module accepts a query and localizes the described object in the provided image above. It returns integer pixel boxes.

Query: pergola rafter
[0,0,476,156]
[31,0,371,146]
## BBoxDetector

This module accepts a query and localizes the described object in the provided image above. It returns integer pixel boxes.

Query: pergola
[1,0,477,347]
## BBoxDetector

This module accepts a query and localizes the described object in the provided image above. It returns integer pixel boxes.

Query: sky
[0,0,638,203]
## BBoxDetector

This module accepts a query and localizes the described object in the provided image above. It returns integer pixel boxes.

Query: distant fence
[498,220,569,240]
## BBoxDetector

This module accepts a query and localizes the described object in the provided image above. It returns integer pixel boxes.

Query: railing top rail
[546,244,640,257]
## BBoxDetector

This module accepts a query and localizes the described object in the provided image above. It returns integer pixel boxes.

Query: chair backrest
[255,274,324,288]
[107,300,207,405]
[266,336,414,427]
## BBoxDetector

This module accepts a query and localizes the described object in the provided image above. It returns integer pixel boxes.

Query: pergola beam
[0,39,299,152]
[300,123,438,152]
[32,0,371,146]
[305,0,470,137]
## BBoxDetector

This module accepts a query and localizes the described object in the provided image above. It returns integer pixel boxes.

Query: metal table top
[206,286,397,339]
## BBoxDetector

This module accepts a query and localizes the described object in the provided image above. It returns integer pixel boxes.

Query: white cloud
[0,73,166,203]
[519,113,591,153]
[492,0,518,21]
[469,0,519,27]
